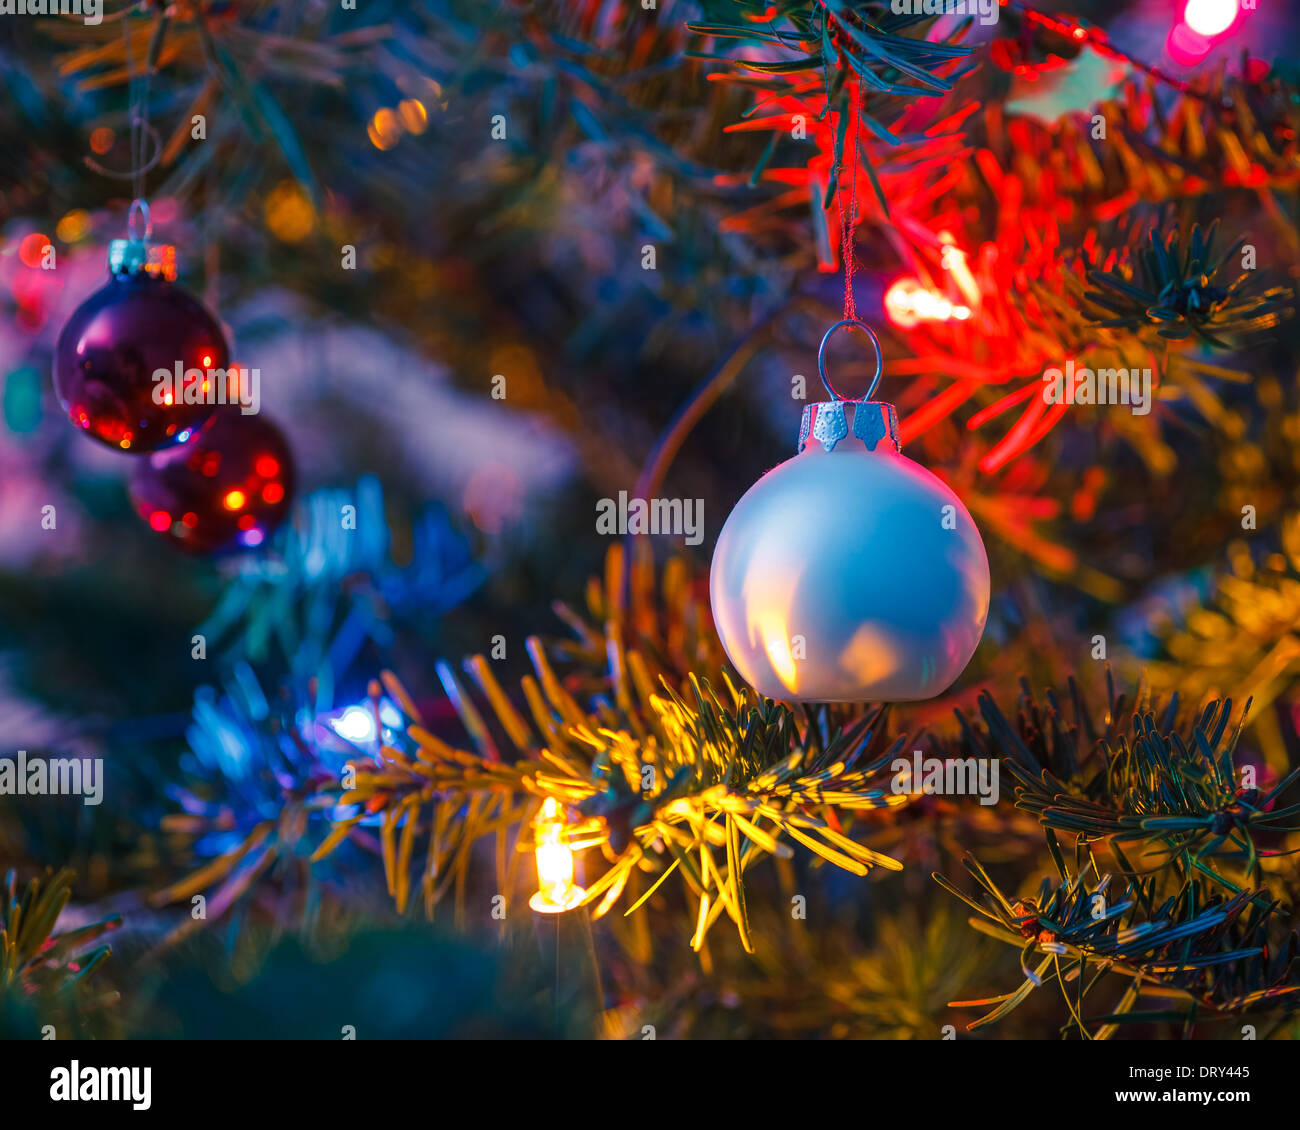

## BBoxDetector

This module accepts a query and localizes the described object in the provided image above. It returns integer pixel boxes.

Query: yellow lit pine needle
[310,816,362,862]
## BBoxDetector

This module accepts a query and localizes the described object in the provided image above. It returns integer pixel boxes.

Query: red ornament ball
[54,272,229,452]
[129,413,295,555]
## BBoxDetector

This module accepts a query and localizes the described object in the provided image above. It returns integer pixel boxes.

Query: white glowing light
[332,705,377,744]
[884,277,972,329]
[1183,0,1237,37]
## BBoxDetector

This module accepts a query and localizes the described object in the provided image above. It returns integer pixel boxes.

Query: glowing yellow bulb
[264,180,316,243]
[529,797,585,914]
[56,209,90,244]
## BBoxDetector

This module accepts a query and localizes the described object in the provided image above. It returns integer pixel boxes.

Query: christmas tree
[2,0,1299,1056]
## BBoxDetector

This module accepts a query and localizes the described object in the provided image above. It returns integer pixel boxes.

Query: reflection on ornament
[129,412,295,555]
[710,321,989,703]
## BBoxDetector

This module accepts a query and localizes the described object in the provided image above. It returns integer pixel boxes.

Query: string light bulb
[884,277,972,329]
[529,797,586,914]
[1183,0,1238,38]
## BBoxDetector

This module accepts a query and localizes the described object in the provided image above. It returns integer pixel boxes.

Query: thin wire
[122,13,135,198]
[137,34,152,205]
[632,294,820,503]
[1006,1,1202,99]
[837,80,862,321]
[122,4,153,208]
[205,149,220,314]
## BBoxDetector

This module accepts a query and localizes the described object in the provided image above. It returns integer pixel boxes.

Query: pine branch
[316,543,911,952]
[939,848,1300,1035]
[1,869,120,1034]
[1084,219,1293,346]
[939,675,1300,1035]
[1148,511,1300,720]
[197,476,483,669]
[134,540,1300,1035]
[965,676,1300,888]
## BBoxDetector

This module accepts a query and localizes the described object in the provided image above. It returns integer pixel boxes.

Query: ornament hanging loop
[127,198,153,243]
[818,318,882,401]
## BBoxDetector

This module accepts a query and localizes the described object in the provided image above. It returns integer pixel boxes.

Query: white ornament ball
[710,400,989,703]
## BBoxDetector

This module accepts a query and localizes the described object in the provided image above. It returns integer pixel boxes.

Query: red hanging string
[838,80,862,321]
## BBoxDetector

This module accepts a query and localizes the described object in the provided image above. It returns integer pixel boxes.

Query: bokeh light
[264,180,316,242]
[1183,0,1238,38]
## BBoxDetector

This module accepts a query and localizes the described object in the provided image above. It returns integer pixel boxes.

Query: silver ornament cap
[107,199,177,281]
[798,398,900,455]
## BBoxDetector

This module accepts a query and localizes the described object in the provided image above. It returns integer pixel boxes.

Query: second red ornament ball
[129,412,295,555]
